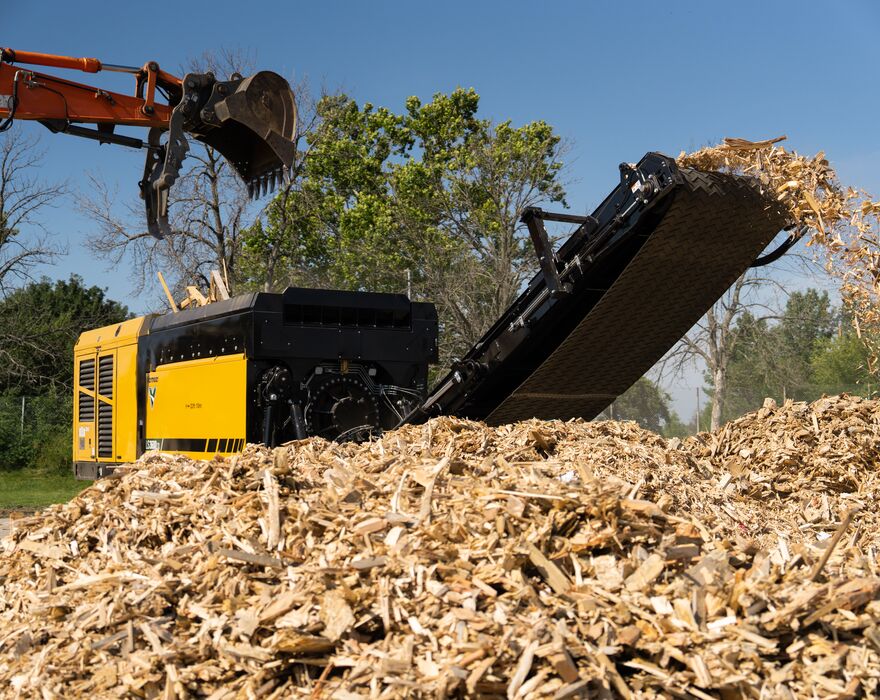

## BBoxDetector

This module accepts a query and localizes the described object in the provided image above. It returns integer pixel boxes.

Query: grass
[0,470,88,510]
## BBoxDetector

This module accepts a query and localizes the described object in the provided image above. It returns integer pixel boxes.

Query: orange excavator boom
[0,48,297,237]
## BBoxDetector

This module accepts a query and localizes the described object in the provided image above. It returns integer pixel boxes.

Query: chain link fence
[0,395,72,472]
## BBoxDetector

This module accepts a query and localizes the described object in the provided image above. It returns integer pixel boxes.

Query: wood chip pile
[678,137,880,375]
[2,395,880,698]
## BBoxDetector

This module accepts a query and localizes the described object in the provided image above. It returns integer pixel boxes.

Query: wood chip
[1,399,879,696]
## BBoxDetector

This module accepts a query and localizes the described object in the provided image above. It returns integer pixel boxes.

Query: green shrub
[0,429,34,470]
[0,394,72,473]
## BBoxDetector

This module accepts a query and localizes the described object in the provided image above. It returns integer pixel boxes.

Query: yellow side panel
[73,350,96,463]
[74,315,148,467]
[146,353,247,460]
[75,317,147,351]
[114,342,139,462]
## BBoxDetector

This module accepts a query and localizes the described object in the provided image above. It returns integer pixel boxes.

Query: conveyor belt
[405,152,789,426]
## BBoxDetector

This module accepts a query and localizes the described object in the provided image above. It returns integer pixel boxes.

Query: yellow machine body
[72,288,438,479]
[145,354,247,460]
[73,313,248,474]
[73,317,146,467]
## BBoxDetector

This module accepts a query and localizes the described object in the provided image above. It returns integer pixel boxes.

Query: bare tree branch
[0,128,66,294]
[657,266,789,430]
[79,50,265,299]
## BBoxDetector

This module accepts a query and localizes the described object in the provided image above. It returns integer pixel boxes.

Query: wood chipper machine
[0,49,798,476]
[68,152,794,478]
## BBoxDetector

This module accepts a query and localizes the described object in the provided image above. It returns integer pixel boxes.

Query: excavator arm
[0,48,297,238]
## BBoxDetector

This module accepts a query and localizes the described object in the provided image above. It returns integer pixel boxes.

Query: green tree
[720,290,834,419]
[240,88,568,363]
[776,289,835,397]
[721,310,776,419]
[0,275,129,394]
[0,276,128,472]
[811,331,875,395]
[704,288,870,427]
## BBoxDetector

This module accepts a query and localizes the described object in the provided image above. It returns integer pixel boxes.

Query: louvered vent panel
[97,403,113,458]
[97,355,113,458]
[79,358,95,391]
[98,356,114,397]
[78,394,94,422]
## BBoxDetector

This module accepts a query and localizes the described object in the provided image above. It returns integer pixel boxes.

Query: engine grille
[78,358,95,422]
[97,355,114,458]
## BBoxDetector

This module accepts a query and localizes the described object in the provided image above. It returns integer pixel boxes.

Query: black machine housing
[138,287,438,446]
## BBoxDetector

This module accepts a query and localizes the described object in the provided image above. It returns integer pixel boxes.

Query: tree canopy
[240,88,568,363]
[0,275,129,394]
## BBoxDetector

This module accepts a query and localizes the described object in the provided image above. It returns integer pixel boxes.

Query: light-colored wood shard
[1,397,879,697]
[625,553,665,592]
[263,469,281,551]
[321,590,355,642]
[527,543,572,595]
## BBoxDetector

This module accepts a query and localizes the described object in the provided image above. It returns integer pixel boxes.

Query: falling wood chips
[2,395,880,698]
[678,136,880,375]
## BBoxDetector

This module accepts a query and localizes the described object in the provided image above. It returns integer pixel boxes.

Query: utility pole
[695,387,700,433]
[20,396,25,438]
[406,269,412,299]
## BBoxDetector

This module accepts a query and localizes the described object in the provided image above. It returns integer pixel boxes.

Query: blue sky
[4,0,879,416]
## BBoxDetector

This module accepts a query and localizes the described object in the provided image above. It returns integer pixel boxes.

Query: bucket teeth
[186,69,297,194]
[246,167,287,201]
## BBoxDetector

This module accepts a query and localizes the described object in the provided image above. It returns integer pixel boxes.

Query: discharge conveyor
[407,152,790,425]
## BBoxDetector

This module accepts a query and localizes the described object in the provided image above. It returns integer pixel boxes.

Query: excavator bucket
[188,71,297,196]
[144,70,298,237]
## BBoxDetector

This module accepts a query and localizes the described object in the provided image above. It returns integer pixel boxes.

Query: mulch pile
[2,395,879,698]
